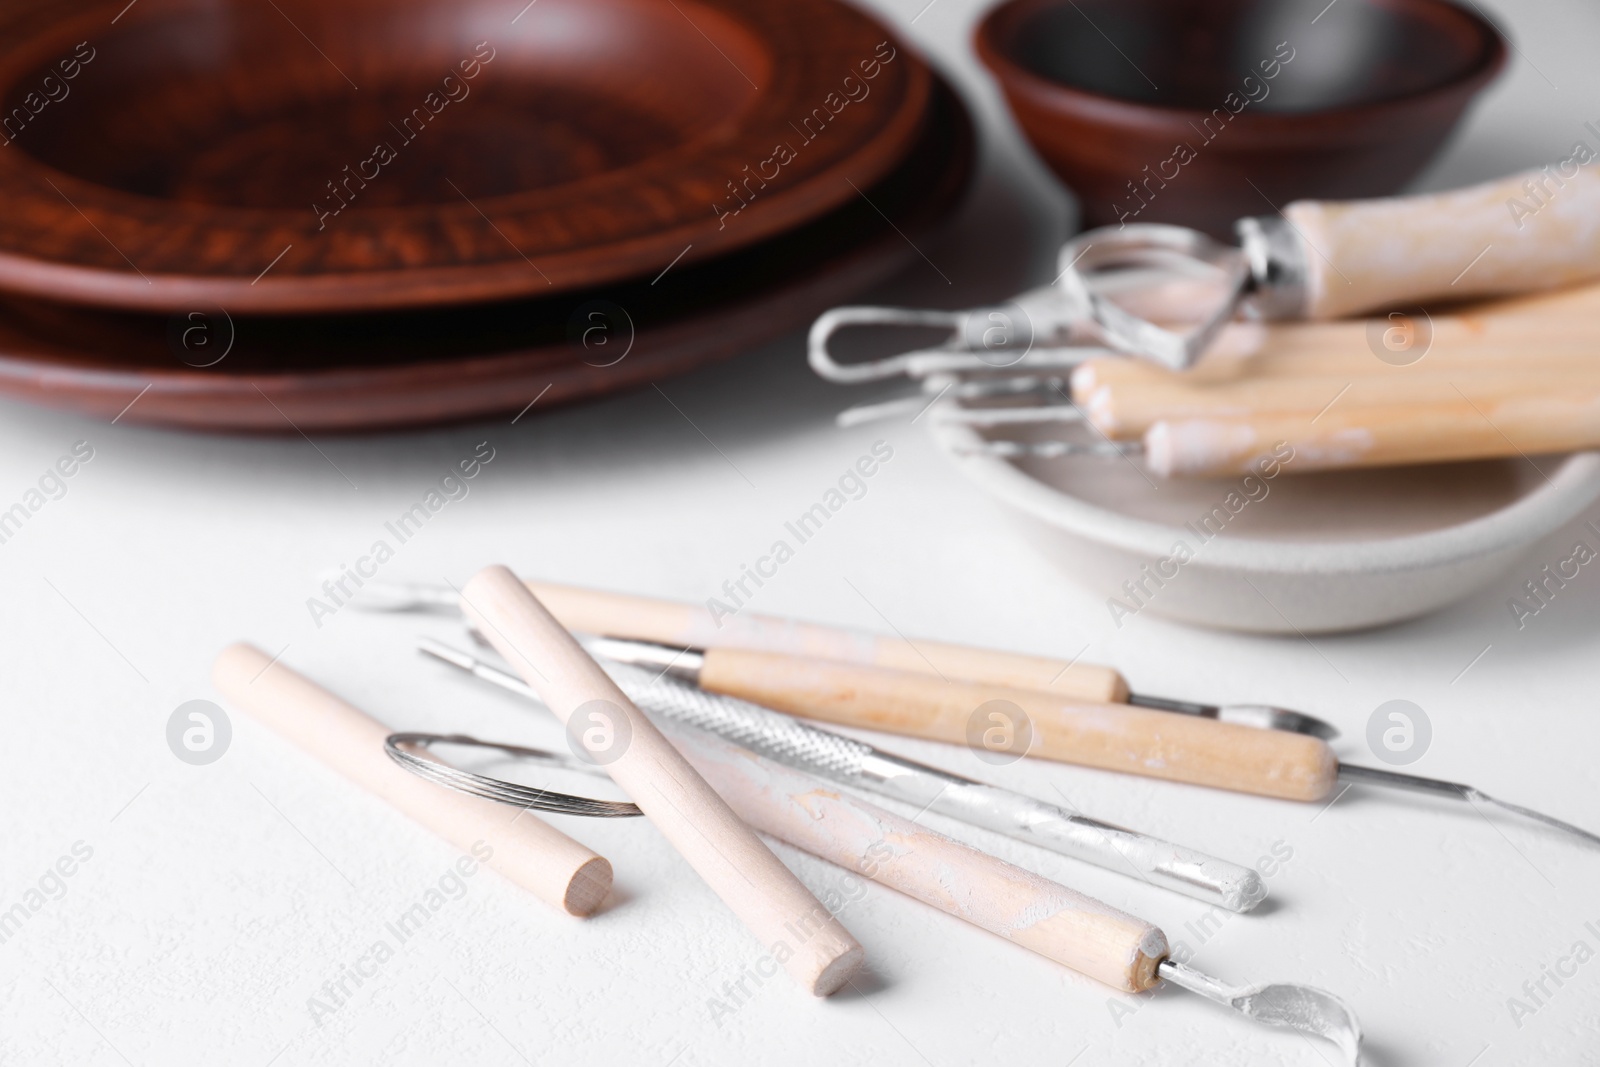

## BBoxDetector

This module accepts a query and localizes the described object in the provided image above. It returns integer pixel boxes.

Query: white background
[4,0,1600,1064]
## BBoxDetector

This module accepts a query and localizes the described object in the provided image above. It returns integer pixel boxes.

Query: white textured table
[4,1,1599,1064]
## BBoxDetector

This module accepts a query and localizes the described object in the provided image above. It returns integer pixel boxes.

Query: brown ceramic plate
[0,76,972,432]
[0,0,929,313]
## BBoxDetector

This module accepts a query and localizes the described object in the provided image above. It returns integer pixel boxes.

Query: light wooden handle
[526,579,1128,703]
[462,566,865,996]
[212,643,612,916]
[1289,166,1600,320]
[676,726,1166,992]
[1071,281,1600,394]
[1145,390,1600,477]
[697,649,1337,802]
[1084,369,1586,438]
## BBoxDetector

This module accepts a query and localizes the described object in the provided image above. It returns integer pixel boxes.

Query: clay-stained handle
[527,579,1129,703]
[1073,281,1600,395]
[1084,369,1584,438]
[1289,167,1600,320]
[462,566,865,997]
[212,643,612,916]
[697,649,1338,802]
[1144,390,1600,477]
[676,726,1167,992]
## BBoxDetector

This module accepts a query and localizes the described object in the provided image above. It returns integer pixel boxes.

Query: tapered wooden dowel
[212,643,612,916]
[1144,392,1600,478]
[694,648,1338,802]
[675,726,1166,992]
[461,566,864,996]
[524,578,1128,703]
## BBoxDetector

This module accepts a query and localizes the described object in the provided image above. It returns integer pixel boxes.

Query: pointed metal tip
[1338,764,1600,850]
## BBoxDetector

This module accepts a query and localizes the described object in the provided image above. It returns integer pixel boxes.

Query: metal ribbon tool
[418,637,1268,912]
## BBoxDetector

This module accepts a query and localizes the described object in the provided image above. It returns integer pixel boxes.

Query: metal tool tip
[1158,959,1362,1065]
[341,578,459,613]
[1215,703,1341,740]
[416,636,474,670]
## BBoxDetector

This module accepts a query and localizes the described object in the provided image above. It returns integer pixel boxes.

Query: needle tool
[593,636,1600,849]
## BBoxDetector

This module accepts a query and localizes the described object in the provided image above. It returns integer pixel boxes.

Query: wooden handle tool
[525,577,1129,703]
[676,726,1166,992]
[687,647,1337,802]
[1082,369,1589,439]
[1074,280,1600,393]
[460,565,865,996]
[1287,166,1600,320]
[212,642,612,916]
[692,720,1358,1055]
[1144,389,1600,478]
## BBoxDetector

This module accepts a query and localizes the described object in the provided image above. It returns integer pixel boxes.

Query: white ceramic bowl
[930,414,1600,633]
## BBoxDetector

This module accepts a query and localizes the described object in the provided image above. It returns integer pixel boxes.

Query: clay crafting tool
[810,165,1600,375]
[1134,393,1600,477]
[592,638,1336,800]
[829,279,1600,474]
[211,643,613,916]
[420,638,1266,912]
[592,637,1600,847]
[386,722,1362,1061]
[456,564,865,996]
[1076,369,1596,440]
[384,733,643,818]
[349,577,1336,738]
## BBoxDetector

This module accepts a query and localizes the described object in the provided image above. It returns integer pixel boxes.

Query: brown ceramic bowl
[976,0,1506,237]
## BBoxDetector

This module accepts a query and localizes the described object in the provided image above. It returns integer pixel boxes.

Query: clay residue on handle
[675,725,1167,993]
[1290,167,1600,320]
[1144,419,1261,478]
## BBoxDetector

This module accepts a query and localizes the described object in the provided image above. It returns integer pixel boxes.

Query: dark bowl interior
[1006,0,1498,112]
[3,0,763,209]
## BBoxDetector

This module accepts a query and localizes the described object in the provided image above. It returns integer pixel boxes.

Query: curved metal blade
[1158,959,1362,1064]
[1128,694,1341,740]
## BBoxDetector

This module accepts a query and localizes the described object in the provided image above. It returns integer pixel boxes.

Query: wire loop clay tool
[808,168,1600,474]
[404,659,1363,1062]
[384,733,642,818]
[350,576,1337,738]
[420,638,1266,912]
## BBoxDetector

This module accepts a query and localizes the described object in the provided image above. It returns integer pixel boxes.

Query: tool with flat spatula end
[591,637,1600,848]
[420,637,1269,912]
[347,577,1337,739]
[411,660,1363,1063]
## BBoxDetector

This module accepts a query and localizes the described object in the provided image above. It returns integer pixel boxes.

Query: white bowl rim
[929,416,1600,577]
